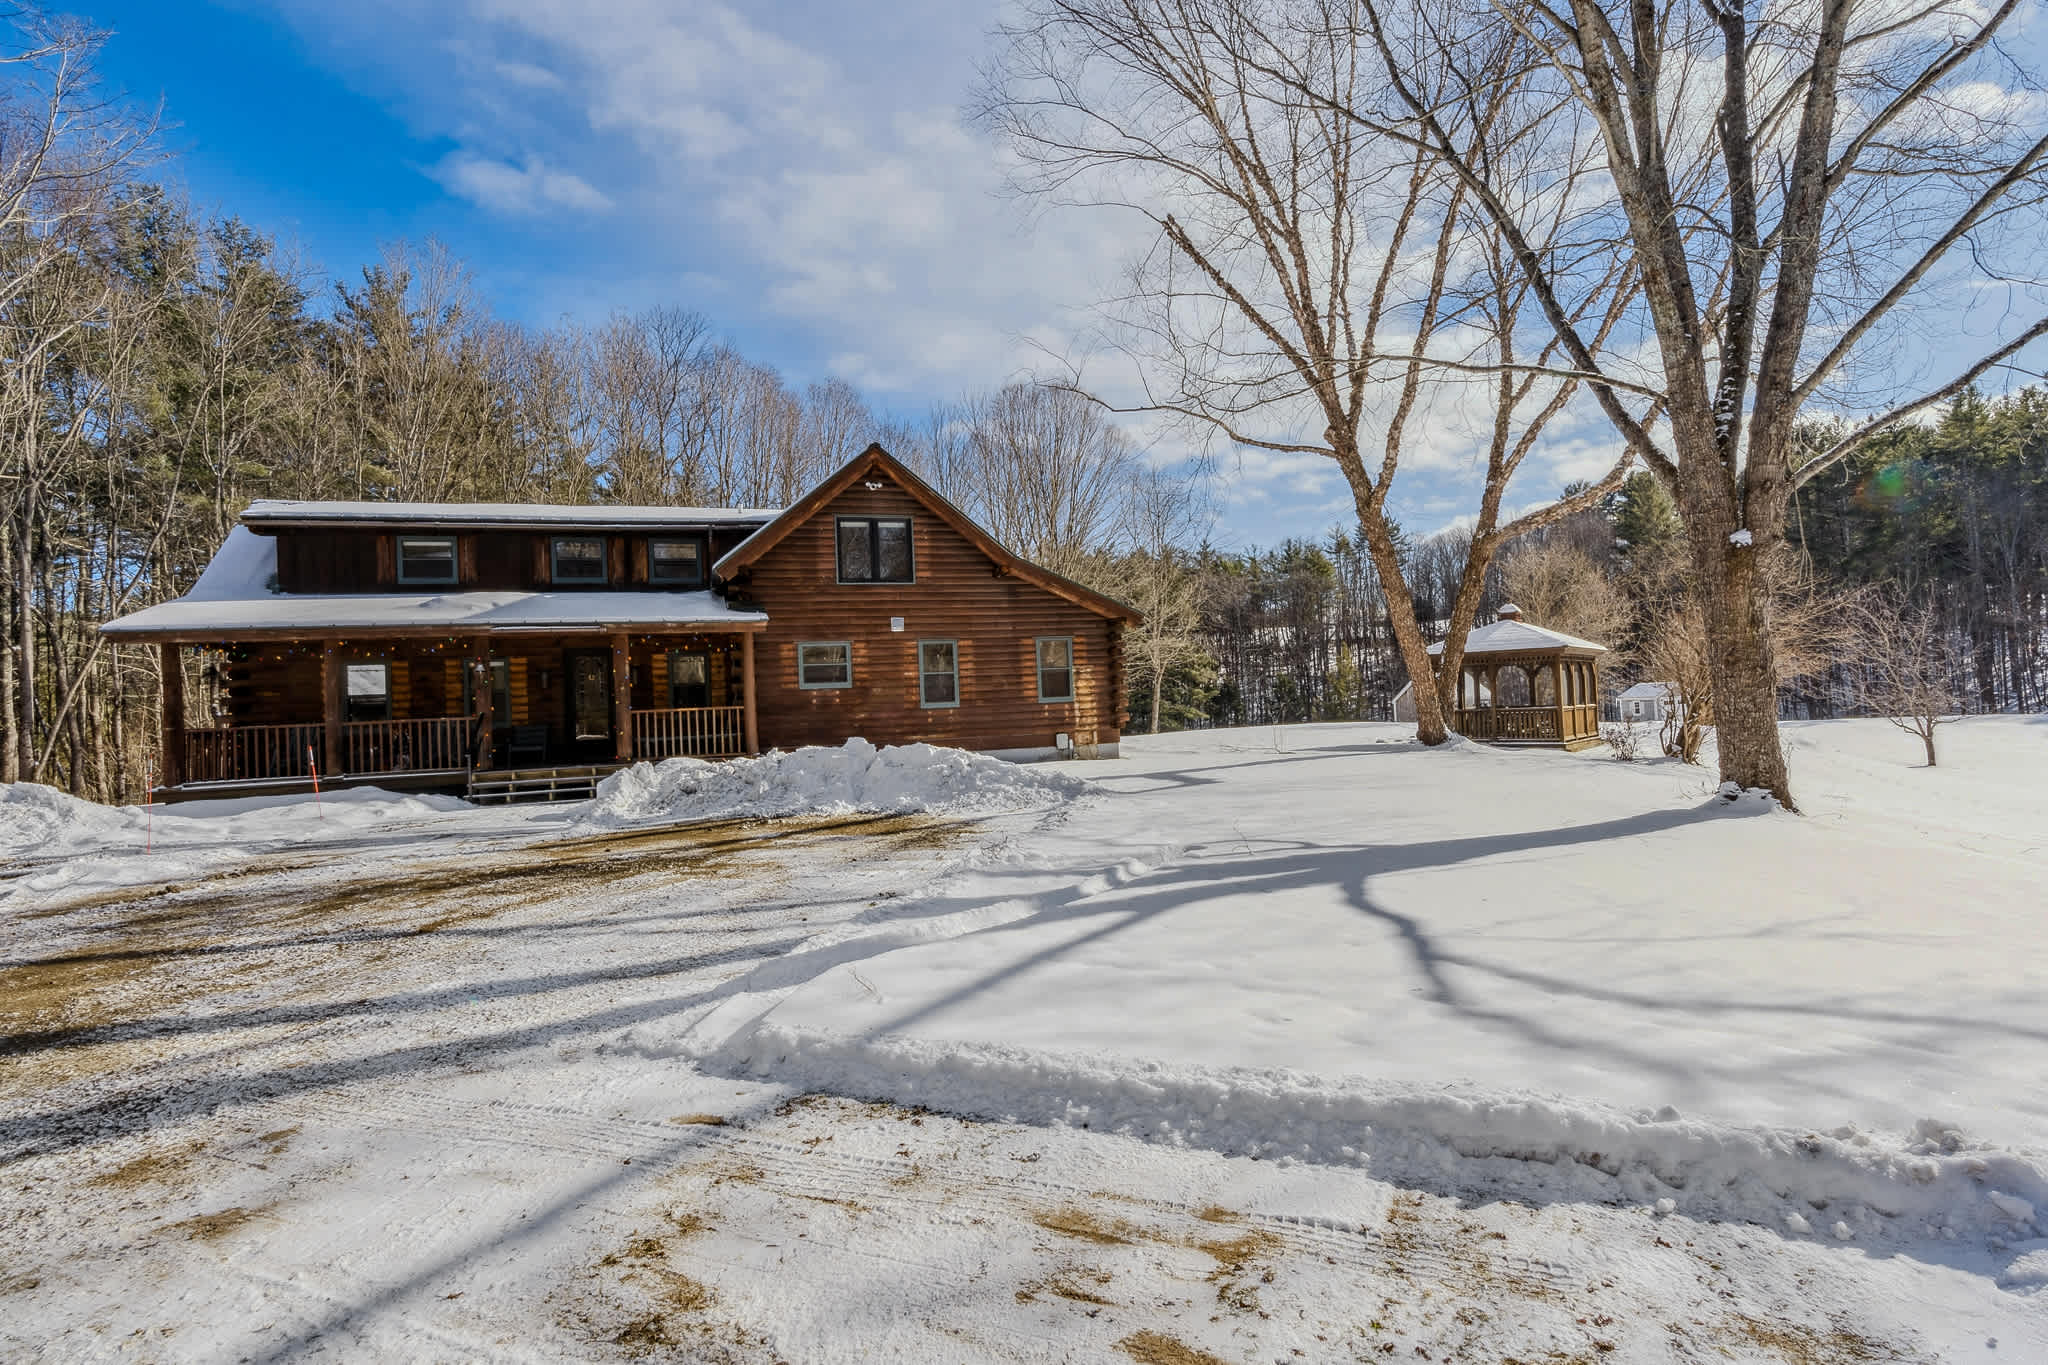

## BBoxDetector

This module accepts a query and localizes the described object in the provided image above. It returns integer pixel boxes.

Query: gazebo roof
[1427,618,1608,656]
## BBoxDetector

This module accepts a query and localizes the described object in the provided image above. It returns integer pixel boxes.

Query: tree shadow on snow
[681,795,2042,1275]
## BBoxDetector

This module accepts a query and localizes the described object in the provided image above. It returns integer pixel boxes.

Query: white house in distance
[1617,681,1685,726]
[1391,676,1488,721]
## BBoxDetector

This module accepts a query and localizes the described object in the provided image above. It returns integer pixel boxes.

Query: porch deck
[163,703,748,801]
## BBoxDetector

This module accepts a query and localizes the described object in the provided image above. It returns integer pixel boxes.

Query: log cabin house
[103,444,1140,802]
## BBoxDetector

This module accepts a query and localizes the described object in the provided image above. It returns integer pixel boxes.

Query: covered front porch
[152,627,762,798]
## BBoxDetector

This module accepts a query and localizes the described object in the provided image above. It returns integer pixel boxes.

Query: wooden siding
[269,527,751,593]
[275,531,382,593]
[740,476,1126,753]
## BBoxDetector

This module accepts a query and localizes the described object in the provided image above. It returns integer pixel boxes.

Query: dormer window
[649,538,705,586]
[551,536,607,584]
[397,536,458,585]
[836,517,913,584]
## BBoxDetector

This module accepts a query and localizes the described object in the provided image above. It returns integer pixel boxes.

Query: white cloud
[430,152,613,215]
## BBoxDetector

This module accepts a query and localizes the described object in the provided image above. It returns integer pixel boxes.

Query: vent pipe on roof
[1496,602,1522,621]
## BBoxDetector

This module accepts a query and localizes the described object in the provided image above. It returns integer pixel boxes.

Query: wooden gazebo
[1426,605,1606,750]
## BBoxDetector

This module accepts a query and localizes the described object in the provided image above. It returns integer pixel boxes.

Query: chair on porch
[507,725,548,768]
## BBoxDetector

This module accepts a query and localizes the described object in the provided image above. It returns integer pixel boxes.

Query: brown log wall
[272,528,731,594]
[737,479,1125,753]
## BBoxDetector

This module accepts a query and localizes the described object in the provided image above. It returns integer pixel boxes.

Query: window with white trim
[397,536,457,584]
[918,640,958,708]
[797,642,852,689]
[1035,636,1074,703]
[551,536,607,583]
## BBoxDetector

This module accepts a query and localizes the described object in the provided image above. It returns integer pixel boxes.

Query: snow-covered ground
[3,720,2045,1361]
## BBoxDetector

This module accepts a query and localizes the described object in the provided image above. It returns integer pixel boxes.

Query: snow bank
[694,1021,2048,1254]
[1,781,473,899]
[578,739,1094,829]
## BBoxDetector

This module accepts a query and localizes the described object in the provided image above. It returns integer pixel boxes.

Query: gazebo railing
[1455,706,1562,742]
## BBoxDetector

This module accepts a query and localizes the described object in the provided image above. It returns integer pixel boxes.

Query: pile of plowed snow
[580,739,1094,828]
[1,782,473,900]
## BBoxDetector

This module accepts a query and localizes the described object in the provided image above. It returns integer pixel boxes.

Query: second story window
[551,536,607,584]
[649,538,705,586]
[397,536,457,585]
[836,517,913,584]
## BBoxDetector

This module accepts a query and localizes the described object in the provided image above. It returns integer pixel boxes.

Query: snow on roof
[104,589,766,638]
[187,526,279,600]
[102,528,766,637]
[1426,618,1608,656]
[239,499,781,529]
[1618,681,1679,700]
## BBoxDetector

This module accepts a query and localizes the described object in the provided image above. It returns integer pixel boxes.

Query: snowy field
[3,720,2046,1361]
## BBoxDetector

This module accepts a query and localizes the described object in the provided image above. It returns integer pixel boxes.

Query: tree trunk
[1356,513,1448,745]
[1694,532,1794,805]
[1151,663,1164,735]
[1922,726,1937,768]
[15,516,36,780]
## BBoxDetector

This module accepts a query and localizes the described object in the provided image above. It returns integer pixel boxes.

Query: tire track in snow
[282,1085,1576,1300]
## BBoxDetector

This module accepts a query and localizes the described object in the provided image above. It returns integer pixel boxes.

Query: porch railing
[183,723,324,783]
[342,717,472,774]
[631,705,746,760]
[1455,706,1562,742]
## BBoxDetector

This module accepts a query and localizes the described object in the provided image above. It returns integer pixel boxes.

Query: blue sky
[81,0,1627,549]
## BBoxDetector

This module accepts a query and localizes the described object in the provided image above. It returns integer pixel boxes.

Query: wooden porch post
[158,643,185,790]
[611,630,632,763]
[322,641,343,776]
[741,631,759,756]
[470,635,494,770]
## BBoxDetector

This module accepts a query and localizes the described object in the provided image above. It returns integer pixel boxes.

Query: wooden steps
[465,765,622,805]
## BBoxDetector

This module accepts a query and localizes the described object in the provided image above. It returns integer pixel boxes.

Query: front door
[566,651,612,759]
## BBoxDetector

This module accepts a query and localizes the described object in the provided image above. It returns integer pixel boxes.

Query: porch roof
[100,527,768,642]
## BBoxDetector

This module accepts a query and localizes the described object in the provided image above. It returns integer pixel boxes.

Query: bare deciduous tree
[1307,0,2048,805]
[982,0,1638,747]
[1119,464,1210,732]
[1853,593,1962,768]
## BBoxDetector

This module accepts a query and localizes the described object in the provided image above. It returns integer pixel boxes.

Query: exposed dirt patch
[1193,1229,1280,1276]
[92,1140,205,1189]
[712,1162,765,1187]
[1728,1314,1913,1365]
[668,1113,726,1126]
[1117,1329,1232,1365]
[160,1203,272,1242]
[1035,1205,1141,1246]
